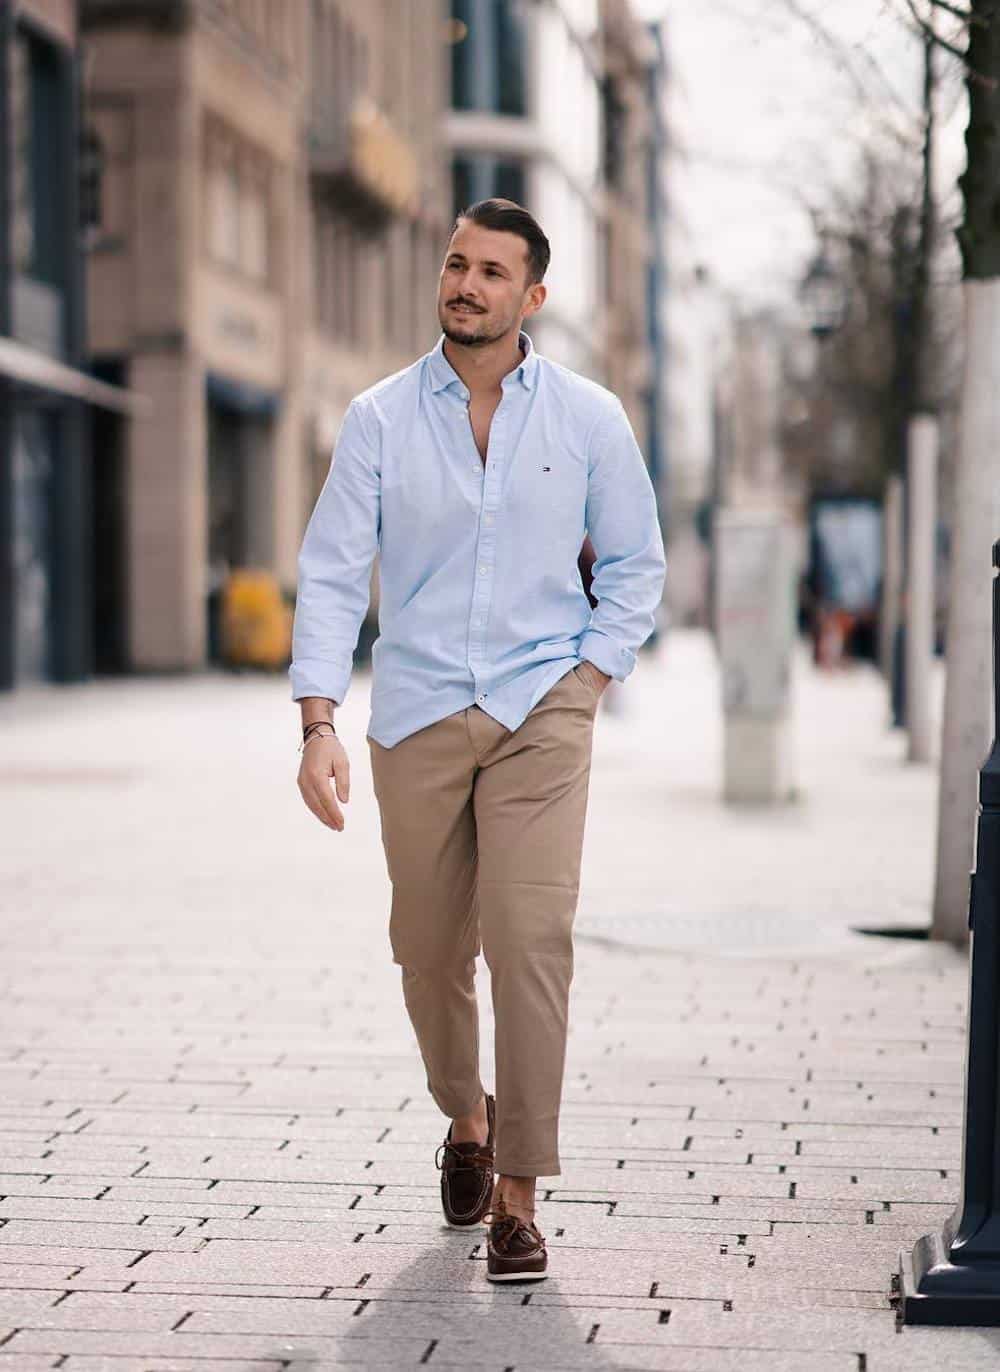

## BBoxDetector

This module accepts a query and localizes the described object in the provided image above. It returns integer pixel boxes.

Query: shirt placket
[464,389,505,704]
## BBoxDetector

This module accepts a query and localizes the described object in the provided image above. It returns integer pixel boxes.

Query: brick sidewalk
[1,633,991,1370]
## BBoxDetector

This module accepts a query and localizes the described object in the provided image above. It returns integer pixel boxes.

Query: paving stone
[6,1331,431,1361]
[0,1223,197,1251]
[0,1181,105,1200]
[0,1248,143,1275]
[0,1293,61,1319]
[128,1284,330,1299]
[56,1360,284,1371]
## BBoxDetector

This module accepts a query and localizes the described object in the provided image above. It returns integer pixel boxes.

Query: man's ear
[524,282,546,318]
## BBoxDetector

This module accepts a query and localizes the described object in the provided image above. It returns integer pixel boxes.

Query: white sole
[486,1268,548,1282]
[444,1218,485,1231]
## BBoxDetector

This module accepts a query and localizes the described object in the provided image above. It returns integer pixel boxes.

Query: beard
[439,307,514,348]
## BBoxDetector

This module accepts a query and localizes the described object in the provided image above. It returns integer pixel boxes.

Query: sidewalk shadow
[290,1236,627,1369]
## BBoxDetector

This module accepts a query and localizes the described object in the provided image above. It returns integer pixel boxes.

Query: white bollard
[906,414,938,763]
[713,510,797,804]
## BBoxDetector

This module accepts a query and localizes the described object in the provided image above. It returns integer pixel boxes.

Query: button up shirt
[290,329,666,748]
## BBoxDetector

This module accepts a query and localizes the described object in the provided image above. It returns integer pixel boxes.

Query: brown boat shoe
[484,1195,548,1282]
[435,1092,495,1229]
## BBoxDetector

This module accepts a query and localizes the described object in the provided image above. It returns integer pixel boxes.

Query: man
[291,199,665,1282]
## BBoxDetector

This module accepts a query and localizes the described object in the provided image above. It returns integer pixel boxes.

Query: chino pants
[367,665,602,1176]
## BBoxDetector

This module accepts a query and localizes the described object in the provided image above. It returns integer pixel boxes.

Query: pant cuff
[432,1085,487,1121]
[496,1159,561,1178]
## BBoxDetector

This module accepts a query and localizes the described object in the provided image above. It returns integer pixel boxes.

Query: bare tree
[925,0,1000,943]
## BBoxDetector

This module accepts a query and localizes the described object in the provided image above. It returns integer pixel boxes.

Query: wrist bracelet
[300,730,335,752]
[302,718,336,738]
[300,720,336,752]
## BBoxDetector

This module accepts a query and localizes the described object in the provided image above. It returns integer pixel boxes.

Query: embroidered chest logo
[542,466,551,472]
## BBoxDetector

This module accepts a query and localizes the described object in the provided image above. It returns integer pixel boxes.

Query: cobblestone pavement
[2,631,994,1370]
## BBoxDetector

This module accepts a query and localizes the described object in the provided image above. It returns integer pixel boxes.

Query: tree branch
[776,0,923,135]
[900,0,997,85]
[927,0,975,22]
[902,0,967,56]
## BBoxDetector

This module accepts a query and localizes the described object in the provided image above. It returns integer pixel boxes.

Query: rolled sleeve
[289,398,381,703]
[580,399,666,682]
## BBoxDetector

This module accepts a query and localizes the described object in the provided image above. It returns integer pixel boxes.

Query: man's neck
[443,332,525,398]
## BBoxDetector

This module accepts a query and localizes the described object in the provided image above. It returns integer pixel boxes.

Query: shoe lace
[483,1200,545,1252]
[435,1140,494,1172]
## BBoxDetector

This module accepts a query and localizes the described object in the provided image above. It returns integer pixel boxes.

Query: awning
[0,336,148,416]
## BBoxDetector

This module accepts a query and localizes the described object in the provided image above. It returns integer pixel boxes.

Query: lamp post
[896,540,1000,1323]
[800,235,848,341]
[798,236,848,668]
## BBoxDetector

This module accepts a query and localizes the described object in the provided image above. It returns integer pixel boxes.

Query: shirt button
[484,514,494,524]
[479,565,488,575]
[477,693,487,702]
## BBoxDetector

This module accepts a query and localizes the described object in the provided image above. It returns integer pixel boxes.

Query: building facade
[446,0,605,380]
[0,0,136,690]
[597,0,654,451]
[2,0,664,688]
[78,0,448,674]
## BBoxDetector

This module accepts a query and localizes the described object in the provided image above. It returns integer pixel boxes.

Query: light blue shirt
[290,329,666,748]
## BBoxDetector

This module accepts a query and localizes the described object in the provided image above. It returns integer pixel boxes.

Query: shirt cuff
[578,630,635,682]
[289,658,349,705]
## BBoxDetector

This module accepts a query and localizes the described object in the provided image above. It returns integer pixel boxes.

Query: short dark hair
[450,198,550,287]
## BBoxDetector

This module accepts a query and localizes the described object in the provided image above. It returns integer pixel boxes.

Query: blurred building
[597,0,655,452]
[0,0,135,689]
[78,0,448,674]
[2,0,668,691]
[446,0,604,380]
[446,0,663,463]
[642,19,670,529]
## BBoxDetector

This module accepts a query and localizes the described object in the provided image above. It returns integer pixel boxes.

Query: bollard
[896,538,1000,1324]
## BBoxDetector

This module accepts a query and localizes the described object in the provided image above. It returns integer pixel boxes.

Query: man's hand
[579,661,612,693]
[297,735,351,832]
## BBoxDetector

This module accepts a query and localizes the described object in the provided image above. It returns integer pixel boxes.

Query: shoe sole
[444,1217,487,1231]
[486,1268,548,1282]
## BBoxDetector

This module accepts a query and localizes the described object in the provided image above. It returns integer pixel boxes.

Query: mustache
[448,300,485,312]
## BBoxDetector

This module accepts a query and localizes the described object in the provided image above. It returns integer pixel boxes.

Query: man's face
[437,220,544,347]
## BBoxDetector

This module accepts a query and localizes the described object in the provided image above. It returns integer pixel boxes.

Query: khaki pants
[368,665,601,1176]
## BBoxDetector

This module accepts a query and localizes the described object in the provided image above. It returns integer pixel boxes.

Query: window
[452,154,525,218]
[79,127,104,239]
[11,27,64,285]
[204,118,272,283]
[495,159,525,205]
[240,162,270,282]
[450,0,526,117]
[452,155,476,218]
[494,0,525,116]
[314,203,365,344]
[601,77,626,191]
[208,159,240,268]
[10,34,34,274]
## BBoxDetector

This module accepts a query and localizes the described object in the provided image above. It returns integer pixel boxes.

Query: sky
[634,0,970,310]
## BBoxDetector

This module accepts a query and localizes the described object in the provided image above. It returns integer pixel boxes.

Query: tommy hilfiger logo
[542,466,551,472]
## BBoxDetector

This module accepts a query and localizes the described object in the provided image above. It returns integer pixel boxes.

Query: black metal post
[897,538,1000,1323]
[0,1,14,692]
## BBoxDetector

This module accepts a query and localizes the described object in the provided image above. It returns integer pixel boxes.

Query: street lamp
[799,236,847,340]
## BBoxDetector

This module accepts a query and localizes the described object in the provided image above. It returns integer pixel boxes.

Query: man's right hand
[297,735,351,832]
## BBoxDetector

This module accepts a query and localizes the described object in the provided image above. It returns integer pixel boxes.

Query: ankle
[450,1093,489,1144]
[493,1176,537,1221]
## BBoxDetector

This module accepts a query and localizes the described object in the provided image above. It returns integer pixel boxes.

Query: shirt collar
[427,329,539,396]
